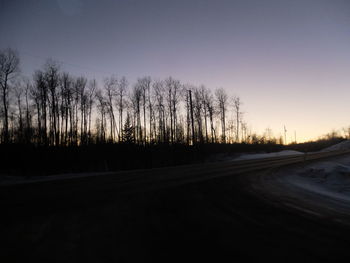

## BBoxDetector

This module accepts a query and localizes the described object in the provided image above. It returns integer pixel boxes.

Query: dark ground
[0,137,344,176]
[1,161,350,263]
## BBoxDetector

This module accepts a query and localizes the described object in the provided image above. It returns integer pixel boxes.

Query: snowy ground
[282,155,350,203]
[232,150,303,161]
[321,139,350,152]
[232,139,350,161]
[232,140,350,219]
[270,141,350,205]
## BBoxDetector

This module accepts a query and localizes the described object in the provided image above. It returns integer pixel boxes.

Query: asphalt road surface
[2,151,350,262]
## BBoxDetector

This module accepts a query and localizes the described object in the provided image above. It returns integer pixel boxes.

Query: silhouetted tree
[32,70,48,144]
[215,88,228,143]
[131,83,142,144]
[0,51,258,146]
[116,77,127,142]
[23,78,33,143]
[193,87,204,143]
[60,73,72,145]
[104,76,117,141]
[87,79,96,143]
[0,48,20,143]
[153,80,166,143]
[43,60,60,145]
[122,113,134,144]
[233,96,242,142]
[165,77,181,143]
[204,89,216,143]
[13,81,24,142]
[96,89,107,143]
[137,76,151,144]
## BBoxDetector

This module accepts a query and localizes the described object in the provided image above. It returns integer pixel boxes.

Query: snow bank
[284,155,350,202]
[233,150,303,161]
[321,140,350,152]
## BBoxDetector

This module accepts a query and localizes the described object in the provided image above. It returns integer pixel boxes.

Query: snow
[232,150,303,161]
[282,155,350,203]
[232,140,350,162]
[321,140,350,152]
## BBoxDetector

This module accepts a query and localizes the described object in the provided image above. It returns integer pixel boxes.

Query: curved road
[2,151,350,262]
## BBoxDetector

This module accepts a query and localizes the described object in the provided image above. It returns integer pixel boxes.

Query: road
[1,150,350,262]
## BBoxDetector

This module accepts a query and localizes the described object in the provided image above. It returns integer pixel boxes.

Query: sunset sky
[1,0,350,142]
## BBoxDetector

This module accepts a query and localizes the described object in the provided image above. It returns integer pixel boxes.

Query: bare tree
[116,77,127,142]
[76,77,88,144]
[0,51,255,146]
[0,48,20,143]
[148,80,155,143]
[95,89,107,143]
[72,77,81,145]
[240,121,248,143]
[44,60,60,145]
[130,84,142,144]
[32,70,48,145]
[136,77,151,144]
[215,88,228,143]
[183,85,192,144]
[193,87,204,143]
[164,77,181,143]
[153,80,166,143]
[342,126,350,140]
[104,76,118,142]
[204,89,216,143]
[23,78,33,143]
[87,79,96,143]
[200,86,210,143]
[59,73,71,145]
[13,80,24,142]
[232,96,242,142]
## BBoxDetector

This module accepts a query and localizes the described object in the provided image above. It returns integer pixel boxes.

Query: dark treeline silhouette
[1,48,255,146]
[0,135,345,176]
[0,143,287,176]
[1,48,349,176]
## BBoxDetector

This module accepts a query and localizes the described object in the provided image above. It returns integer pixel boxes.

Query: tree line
[0,48,277,146]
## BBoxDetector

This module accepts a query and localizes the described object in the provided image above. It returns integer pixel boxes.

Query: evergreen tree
[122,113,134,144]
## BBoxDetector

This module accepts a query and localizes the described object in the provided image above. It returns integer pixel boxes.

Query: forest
[0,48,269,146]
[0,48,346,175]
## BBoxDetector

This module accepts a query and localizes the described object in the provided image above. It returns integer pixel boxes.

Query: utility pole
[189,90,195,145]
[294,130,297,144]
[284,125,287,145]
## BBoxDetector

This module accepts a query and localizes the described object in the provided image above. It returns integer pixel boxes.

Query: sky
[1,0,350,142]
